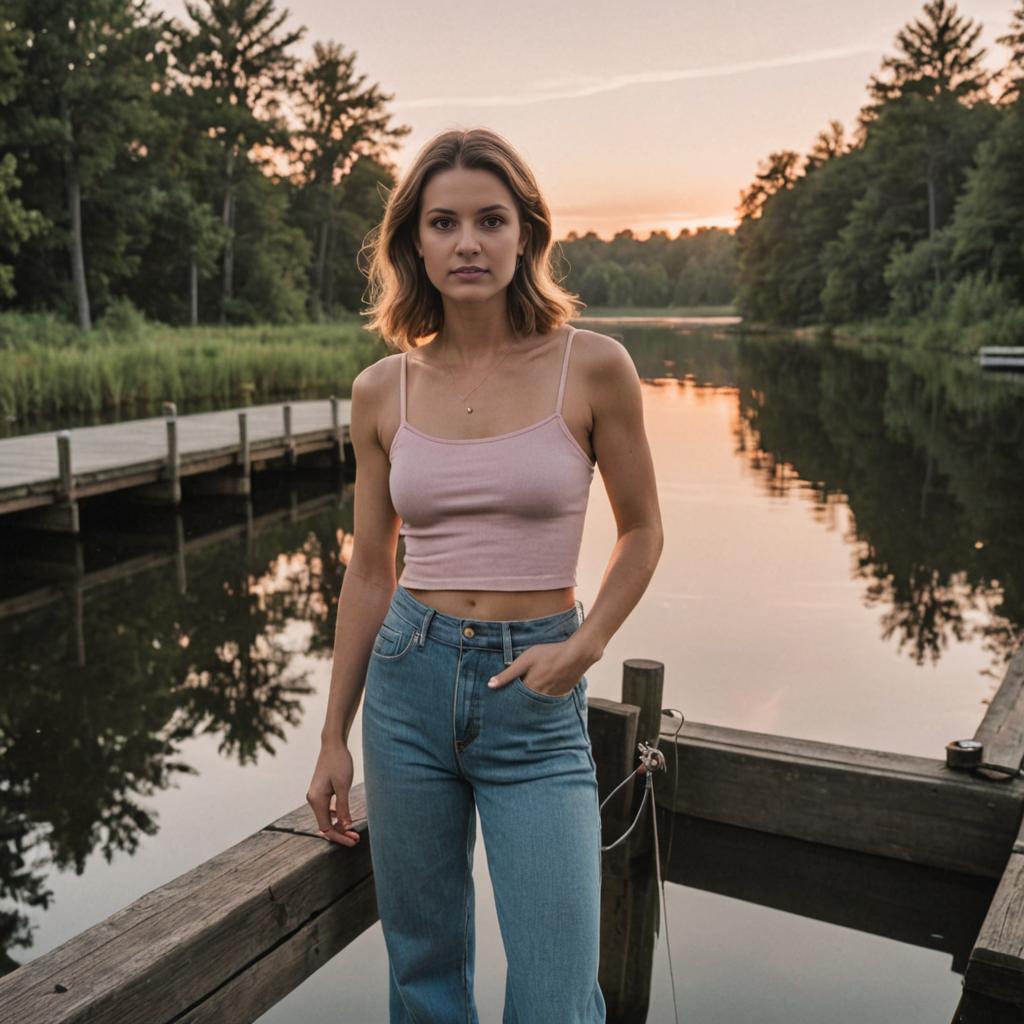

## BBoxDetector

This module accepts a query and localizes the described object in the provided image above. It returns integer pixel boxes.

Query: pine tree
[864,0,991,110]
[177,0,304,322]
[996,1,1024,104]
[291,40,409,318]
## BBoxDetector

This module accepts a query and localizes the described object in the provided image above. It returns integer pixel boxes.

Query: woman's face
[414,166,529,305]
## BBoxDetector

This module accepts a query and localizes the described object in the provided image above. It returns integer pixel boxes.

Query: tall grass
[0,311,387,429]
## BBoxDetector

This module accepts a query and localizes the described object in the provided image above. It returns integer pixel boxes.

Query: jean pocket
[511,673,583,705]
[371,619,418,662]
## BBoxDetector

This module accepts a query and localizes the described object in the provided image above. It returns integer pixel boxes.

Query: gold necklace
[437,336,516,413]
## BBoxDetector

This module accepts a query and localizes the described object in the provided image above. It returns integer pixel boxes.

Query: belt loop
[575,598,584,625]
[418,606,435,646]
[502,622,513,666]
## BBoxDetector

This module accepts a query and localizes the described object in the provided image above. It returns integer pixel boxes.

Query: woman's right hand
[307,741,362,847]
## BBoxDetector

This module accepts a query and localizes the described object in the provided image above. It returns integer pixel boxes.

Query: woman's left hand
[486,635,595,697]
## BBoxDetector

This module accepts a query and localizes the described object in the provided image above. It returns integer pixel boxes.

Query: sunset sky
[158,0,1019,239]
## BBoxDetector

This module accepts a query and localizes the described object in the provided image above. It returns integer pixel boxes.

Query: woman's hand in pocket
[486,638,589,697]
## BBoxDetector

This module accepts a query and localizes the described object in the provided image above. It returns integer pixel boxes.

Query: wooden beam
[963,808,1024,1008]
[652,720,1024,877]
[0,788,374,1024]
[974,646,1024,771]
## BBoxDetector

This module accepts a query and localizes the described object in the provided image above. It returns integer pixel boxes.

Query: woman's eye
[430,216,504,229]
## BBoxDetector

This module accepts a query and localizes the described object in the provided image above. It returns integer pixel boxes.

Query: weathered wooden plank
[975,646,1024,771]
[177,874,377,1024]
[963,809,1024,1007]
[951,988,1024,1023]
[0,790,372,1024]
[652,720,1024,877]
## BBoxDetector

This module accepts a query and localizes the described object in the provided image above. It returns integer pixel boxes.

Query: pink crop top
[388,324,596,590]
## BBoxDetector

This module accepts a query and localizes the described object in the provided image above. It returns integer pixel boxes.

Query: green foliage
[737,0,1021,349]
[949,98,1024,282]
[0,0,407,328]
[0,312,381,423]
[95,297,147,341]
[946,271,1016,327]
[1,0,170,325]
[884,227,956,319]
[0,153,47,299]
[564,231,736,311]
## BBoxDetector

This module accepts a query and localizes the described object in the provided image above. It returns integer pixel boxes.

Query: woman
[307,127,663,1023]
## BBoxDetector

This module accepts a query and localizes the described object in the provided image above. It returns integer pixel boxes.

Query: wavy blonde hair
[359,127,584,351]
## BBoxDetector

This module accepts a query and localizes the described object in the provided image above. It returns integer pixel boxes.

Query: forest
[736,0,1024,349]
[1,0,1022,353]
[0,0,735,333]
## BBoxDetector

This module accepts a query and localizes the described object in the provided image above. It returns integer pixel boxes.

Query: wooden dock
[978,346,1024,372]
[0,399,352,530]
[1,646,1023,1021]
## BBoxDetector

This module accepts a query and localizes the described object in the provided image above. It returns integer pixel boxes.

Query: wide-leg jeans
[361,584,606,1023]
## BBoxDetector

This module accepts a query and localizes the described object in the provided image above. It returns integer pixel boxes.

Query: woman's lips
[452,269,488,280]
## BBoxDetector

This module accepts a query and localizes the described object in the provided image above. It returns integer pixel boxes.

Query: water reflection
[0,322,1021,1011]
[601,321,1023,676]
[599,809,996,1022]
[0,476,353,969]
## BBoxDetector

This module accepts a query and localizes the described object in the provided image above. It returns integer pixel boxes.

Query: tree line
[735,0,1024,344]
[9,0,1021,338]
[0,0,410,329]
[0,0,739,333]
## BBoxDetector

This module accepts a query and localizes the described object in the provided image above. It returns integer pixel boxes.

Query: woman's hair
[359,127,584,351]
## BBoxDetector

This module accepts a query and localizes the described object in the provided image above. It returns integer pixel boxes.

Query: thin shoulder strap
[399,350,408,423]
[555,324,576,415]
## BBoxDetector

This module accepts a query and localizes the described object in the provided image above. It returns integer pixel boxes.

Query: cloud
[393,42,884,110]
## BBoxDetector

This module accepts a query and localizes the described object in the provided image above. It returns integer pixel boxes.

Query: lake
[1,317,1021,1021]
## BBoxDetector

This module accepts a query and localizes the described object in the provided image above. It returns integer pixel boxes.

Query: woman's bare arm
[320,355,402,747]
[568,331,664,662]
[307,355,401,845]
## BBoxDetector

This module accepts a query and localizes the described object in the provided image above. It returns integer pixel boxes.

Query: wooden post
[620,658,665,865]
[126,403,181,505]
[16,431,80,532]
[330,396,346,464]
[587,697,653,1019]
[164,402,181,504]
[589,698,642,879]
[52,431,80,532]
[239,411,250,479]
[57,430,72,501]
[284,403,296,468]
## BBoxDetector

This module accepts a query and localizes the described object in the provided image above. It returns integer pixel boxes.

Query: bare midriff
[403,586,577,622]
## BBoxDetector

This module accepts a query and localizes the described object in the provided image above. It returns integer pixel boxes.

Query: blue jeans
[361,584,606,1023]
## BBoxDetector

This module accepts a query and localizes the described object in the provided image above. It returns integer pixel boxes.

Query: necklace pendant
[466,406,473,413]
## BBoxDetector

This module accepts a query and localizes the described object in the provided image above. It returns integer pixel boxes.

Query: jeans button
[463,625,475,638]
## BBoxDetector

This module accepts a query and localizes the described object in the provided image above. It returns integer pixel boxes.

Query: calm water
[1,319,1022,1020]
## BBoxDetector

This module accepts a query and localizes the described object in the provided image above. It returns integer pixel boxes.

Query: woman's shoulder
[570,327,636,380]
[354,350,402,397]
